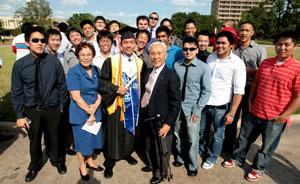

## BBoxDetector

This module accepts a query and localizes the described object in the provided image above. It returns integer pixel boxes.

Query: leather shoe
[79,168,89,181]
[150,176,163,184]
[141,166,153,172]
[66,148,76,156]
[104,168,113,178]
[187,169,198,176]
[56,164,67,174]
[172,161,183,167]
[126,156,138,165]
[86,163,104,171]
[25,170,38,182]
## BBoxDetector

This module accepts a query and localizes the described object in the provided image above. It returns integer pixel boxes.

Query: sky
[0,0,212,26]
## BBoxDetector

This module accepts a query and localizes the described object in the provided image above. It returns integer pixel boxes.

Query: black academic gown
[99,57,146,160]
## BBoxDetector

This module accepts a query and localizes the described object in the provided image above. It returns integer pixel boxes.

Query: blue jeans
[232,112,286,175]
[199,105,227,164]
[174,110,200,171]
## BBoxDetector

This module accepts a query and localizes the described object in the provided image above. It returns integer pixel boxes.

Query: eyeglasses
[183,47,197,52]
[79,54,93,58]
[31,38,46,43]
[149,16,159,21]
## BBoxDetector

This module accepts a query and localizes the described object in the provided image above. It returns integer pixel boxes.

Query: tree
[0,21,5,34]
[15,0,53,29]
[170,12,220,37]
[67,13,95,31]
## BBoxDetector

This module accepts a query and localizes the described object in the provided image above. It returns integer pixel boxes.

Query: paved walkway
[1,115,300,183]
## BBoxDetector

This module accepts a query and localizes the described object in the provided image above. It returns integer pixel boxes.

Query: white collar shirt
[149,63,165,98]
[122,52,138,78]
[206,51,246,106]
[92,52,112,70]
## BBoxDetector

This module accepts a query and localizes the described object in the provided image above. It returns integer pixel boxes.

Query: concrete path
[1,115,300,183]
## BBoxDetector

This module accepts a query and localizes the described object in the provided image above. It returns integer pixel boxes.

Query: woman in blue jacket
[67,42,103,181]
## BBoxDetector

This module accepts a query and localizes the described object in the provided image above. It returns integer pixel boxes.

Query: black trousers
[24,106,64,171]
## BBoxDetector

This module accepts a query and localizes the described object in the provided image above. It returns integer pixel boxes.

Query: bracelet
[227,113,235,118]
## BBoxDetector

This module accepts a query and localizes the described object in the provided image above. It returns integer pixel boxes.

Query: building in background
[211,0,273,22]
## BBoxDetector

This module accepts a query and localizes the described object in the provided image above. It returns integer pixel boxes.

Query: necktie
[150,28,153,39]
[182,64,190,101]
[128,58,131,62]
[141,69,156,108]
[34,58,44,106]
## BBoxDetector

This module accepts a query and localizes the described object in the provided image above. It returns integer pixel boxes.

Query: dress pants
[24,106,64,171]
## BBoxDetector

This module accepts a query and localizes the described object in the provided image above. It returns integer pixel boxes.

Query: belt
[206,103,229,109]
[25,105,58,112]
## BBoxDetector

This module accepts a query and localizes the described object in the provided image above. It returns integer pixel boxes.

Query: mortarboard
[114,26,139,41]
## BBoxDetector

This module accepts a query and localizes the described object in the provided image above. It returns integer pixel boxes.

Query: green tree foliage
[171,12,220,37]
[15,0,53,29]
[67,13,95,31]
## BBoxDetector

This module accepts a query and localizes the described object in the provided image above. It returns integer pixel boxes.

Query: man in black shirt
[196,30,211,63]
[11,27,68,182]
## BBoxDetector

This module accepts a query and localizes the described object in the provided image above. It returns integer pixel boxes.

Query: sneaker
[222,159,236,168]
[202,161,214,169]
[246,171,260,182]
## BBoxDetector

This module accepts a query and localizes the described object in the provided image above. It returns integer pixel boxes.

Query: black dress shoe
[150,176,163,184]
[126,156,138,165]
[86,163,104,171]
[141,166,153,172]
[104,168,113,178]
[25,170,38,182]
[57,164,67,174]
[66,148,76,156]
[187,169,198,176]
[172,161,183,167]
[79,168,89,181]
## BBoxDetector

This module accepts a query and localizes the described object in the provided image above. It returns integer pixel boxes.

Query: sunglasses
[149,16,159,21]
[183,47,197,52]
[31,38,46,43]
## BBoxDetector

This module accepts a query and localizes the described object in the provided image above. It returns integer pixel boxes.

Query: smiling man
[11,26,68,182]
[148,12,159,39]
[199,31,246,170]
[196,30,211,62]
[80,20,100,56]
[45,29,64,66]
[135,29,152,68]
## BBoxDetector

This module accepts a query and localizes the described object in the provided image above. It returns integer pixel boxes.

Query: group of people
[9,11,300,184]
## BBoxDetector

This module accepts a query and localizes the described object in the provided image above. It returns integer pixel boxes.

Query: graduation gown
[99,57,136,160]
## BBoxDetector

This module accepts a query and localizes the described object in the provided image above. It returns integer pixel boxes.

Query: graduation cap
[114,26,139,41]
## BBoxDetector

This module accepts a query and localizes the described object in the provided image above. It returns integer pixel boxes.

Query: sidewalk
[1,115,300,184]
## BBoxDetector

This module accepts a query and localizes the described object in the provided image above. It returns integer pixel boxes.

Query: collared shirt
[196,50,211,63]
[122,52,137,78]
[165,44,185,70]
[63,47,79,77]
[111,37,121,56]
[170,35,182,48]
[83,34,100,57]
[45,47,64,67]
[206,51,246,106]
[136,49,152,68]
[147,27,157,40]
[11,53,68,119]
[148,63,165,101]
[235,40,267,86]
[174,58,211,117]
[58,32,72,54]
[92,52,112,70]
[251,56,300,128]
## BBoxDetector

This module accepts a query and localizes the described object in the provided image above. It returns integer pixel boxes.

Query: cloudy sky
[0,0,212,26]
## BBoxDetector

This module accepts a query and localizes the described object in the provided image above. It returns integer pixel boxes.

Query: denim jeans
[199,105,227,164]
[232,112,286,175]
[174,110,200,171]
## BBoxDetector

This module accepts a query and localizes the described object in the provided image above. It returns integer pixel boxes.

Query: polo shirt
[235,40,267,86]
[165,44,184,70]
[12,33,30,60]
[206,51,246,106]
[251,56,300,127]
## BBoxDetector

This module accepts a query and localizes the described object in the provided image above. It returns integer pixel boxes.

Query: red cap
[220,27,239,43]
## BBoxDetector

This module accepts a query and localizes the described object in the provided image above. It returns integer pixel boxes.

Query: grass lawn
[0,44,300,120]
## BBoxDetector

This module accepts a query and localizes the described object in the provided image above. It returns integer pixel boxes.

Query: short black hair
[216,31,235,45]
[21,22,33,33]
[80,19,94,29]
[52,22,59,28]
[136,15,149,26]
[160,18,172,27]
[108,20,120,29]
[66,28,83,41]
[239,21,255,30]
[25,26,46,42]
[58,22,68,33]
[149,12,159,18]
[156,26,171,37]
[274,31,298,46]
[97,30,113,43]
[184,19,196,28]
[95,16,105,22]
[136,30,150,43]
[183,36,199,47]
[196,30,210,38]
[46,29,62,42]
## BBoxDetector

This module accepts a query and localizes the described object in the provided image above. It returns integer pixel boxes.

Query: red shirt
[251,56,300,127]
